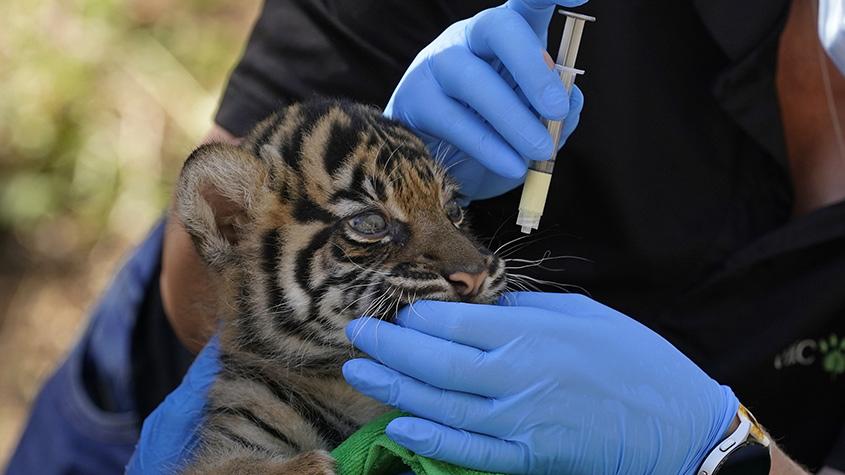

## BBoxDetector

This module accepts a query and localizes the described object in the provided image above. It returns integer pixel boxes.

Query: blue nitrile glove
[384,0,587,201]
[126,336,220,474]
[343,292,739,475]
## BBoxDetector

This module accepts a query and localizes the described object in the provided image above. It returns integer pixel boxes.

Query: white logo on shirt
[774,334,845,377]
[773,339,817,369]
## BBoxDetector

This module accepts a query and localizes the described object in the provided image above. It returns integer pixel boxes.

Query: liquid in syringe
[516,10,594,234]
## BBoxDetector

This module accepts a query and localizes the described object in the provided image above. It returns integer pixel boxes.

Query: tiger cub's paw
[278,450,337,475]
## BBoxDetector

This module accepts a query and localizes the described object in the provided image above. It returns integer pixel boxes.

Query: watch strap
[697,404,771,475]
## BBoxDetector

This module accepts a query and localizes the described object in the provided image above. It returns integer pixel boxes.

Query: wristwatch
[697,404,772,475]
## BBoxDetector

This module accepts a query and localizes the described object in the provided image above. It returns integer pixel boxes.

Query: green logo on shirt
[774,333,844,378]
[819,334,845,377]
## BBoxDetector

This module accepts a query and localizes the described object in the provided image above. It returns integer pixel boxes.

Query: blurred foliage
[0,0,259,260]
[0,0,259,465]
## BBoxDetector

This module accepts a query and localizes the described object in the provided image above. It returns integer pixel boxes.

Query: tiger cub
[175,98,507,474]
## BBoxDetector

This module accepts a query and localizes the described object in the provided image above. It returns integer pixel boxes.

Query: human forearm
[719,414,810,475]
[160,123,241,353]
[769,444,844,475]
[200,124,241,146]
[770,443,810,475]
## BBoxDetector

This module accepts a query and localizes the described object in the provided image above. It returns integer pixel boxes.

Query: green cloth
[331,411,503,475]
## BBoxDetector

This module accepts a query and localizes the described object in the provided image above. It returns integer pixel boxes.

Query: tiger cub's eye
[445,199,464,225]
[348,212,388,237]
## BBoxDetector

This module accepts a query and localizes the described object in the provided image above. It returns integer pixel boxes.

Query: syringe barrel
[517,10,593,234]
[531,65,582,172]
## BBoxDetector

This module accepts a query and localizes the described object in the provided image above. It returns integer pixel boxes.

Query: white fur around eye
[331,199,367,217]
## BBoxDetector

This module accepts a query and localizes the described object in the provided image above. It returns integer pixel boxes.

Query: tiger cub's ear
[175,142,269,268]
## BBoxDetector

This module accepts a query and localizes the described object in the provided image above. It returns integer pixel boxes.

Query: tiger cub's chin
[175,98,507,473]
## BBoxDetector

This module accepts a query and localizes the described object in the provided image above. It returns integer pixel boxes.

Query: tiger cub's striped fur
[175,99,507,474]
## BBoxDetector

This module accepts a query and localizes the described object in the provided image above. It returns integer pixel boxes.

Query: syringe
[516,10,595,234]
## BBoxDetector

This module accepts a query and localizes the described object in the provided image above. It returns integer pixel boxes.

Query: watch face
[717,443,772,475]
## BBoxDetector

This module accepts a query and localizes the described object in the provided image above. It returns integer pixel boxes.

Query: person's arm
[159,125,240,354]
[771,445,811,475]
[718,416,817,475]
[202,124,240,146]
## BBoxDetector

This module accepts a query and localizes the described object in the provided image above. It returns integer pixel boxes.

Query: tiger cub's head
[176,99,506,354]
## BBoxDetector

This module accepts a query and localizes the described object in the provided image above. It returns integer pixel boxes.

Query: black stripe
[279,180,294,202]
[393,269,441,281]
[261,229,285,310]
[231,309,344,372]
[416,161,435,181]
[363,130,382,152]
[293,197,335,224]
[311,270,357,305]
[294,226,334,292]
[330,188,364,204]
[260,230,343,349]
[210,405,302,452]
[333,238,384,263]
[400,284,446,295]
[370,177,388,202]
[349,164,366,193]
[215,426,271,454]
[338,280,387,316]
[280,101,334,169]
[488,272,507,290]
[219,358,349,446]
[323,120,364,176]
[252,112,284,157]
[328,164,368,205]
[280,126,306,169]
[391,263,440,280]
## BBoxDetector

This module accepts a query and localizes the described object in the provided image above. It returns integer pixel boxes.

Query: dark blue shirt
[5,224,166,475]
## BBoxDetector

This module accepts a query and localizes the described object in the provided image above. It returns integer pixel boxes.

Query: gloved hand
[384,0,587,201]
[343,292,739,475]
[125,336,219,474]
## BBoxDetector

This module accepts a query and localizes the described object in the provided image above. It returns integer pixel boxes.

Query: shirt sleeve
[5,222,167,475]
[213,0,495,137]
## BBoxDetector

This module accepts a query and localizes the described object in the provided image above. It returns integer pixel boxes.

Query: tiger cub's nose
[447,270,489,298]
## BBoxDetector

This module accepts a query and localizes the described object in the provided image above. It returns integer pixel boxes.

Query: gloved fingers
[506,0,589,37]
[430,46,554,162]
[342,358,497,432]
[396,300,523,350]
[559,84,584,147]
[403,77,527,179]
[385,417,530,474]
[467,8,570,120]
[509,82,581,152]
[345,318,503,397]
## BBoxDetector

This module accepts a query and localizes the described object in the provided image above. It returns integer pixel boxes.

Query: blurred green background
[0,0,259,464]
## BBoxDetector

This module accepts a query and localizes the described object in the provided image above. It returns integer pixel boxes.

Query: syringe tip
[516,210,542,234]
